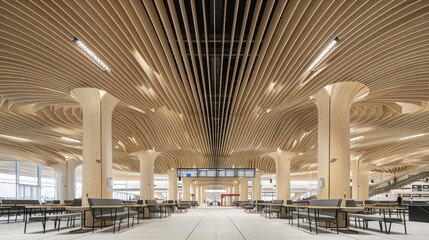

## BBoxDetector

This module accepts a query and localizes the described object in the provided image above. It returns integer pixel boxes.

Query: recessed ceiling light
[307,37,339,72]
[61,137,81,143]
[73,37,111,72]
[399,134,425,141]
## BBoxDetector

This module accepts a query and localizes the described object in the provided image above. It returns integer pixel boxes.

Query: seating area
[1,0,429,239]
[233,198,410,236]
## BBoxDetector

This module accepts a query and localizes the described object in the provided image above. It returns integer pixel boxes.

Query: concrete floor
[0,206,427,240]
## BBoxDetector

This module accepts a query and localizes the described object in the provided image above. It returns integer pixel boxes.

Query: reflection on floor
[0,206,427,240]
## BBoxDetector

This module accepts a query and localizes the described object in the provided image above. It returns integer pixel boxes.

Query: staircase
[369,171,429,196]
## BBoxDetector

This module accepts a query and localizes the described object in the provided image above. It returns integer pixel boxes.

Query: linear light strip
[73,37,111,72]
[61,137,81,143]
[350,136,364,141]
[307,37,339,72]
[399,134,425,141]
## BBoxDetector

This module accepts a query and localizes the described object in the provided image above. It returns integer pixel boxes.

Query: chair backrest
[286,200,293,205]
[64,200,73,206]
[271,200,284,210]
[88,198,124,216]
[2,199,40,205]
[72,198,82,206]
[145,199,160,211]
[137,199,144,204]
[346,200,357,207]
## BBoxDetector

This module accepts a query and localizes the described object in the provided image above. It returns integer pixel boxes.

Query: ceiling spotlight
[307,37,339,72]
[73,37,111,72]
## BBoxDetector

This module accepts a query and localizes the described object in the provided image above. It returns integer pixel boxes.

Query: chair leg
[384,220,388,234]
[336,221,339,234]
[58,219,61,231]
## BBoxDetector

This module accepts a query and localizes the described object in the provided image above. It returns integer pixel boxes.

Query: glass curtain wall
[0,160,56,201]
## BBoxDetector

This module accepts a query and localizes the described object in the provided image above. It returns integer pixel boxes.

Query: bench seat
[25,212,80,233]
[348,211,406,234]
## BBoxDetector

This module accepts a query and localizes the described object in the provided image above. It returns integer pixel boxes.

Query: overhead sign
[177,168,255,178]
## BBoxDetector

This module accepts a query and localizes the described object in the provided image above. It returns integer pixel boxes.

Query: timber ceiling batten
[0,0,428,176]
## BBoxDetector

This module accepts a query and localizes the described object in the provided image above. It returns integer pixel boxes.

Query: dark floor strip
[185,210,209,240]
[223,209,246,240]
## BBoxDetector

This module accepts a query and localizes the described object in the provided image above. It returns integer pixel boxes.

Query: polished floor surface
[0,206,427,240]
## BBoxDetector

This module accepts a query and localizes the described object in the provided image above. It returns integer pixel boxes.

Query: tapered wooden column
[311,82,368,201]
[270,151,296,200]
[52,160,81,202]
[195,186,200,204]
[351,160,372,200]
[240,179,248,201]
[168,170,178,200]
[252,171,262,200]
[100,94,120,198]
[138,150,160,200]
[190,182,197,201]
[71,88,101,205]
[182,178,191,201]
[233,181,240,194]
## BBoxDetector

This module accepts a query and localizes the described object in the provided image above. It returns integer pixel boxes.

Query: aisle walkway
[1,206,427,240]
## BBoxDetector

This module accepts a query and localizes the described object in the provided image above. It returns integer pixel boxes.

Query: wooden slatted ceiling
[0,0,428,177]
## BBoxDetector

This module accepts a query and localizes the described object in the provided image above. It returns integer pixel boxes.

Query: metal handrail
[370,165,429,190]
[369,171,429,196]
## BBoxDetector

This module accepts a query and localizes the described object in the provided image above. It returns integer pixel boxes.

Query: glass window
[19,162,38,185]
[41,165,56,201]
[75,165,82,198]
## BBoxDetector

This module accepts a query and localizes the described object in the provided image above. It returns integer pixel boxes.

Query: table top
[89,205,124,209]
[25,205,66,209]
[64,206,91,211]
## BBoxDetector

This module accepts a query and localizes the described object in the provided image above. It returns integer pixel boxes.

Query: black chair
[88,198,137,233]
[308,199,342,234]
[177,201,190,213]
[268,200,284,219]
[71,198,82,206]
[145,200,166,219]
[346,199,366,227]
[243,200,255,213]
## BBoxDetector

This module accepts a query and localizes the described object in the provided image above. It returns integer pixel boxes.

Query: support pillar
[138,150,160,200]
[240,179,248,201]
[100,94,120,198]
[52,160,81,202]
[168,170,178,200]
[252,171,262,200]
[182,178,191,201]
[190,182,197,202]
[71,88,119,206]
[351,160,372,200]
[233,181,239,195]
[202,186,206,203]
[311,82,368,201]
[270,151,296,200]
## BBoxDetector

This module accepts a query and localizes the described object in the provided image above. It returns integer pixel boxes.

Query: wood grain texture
[0,0,428,180]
